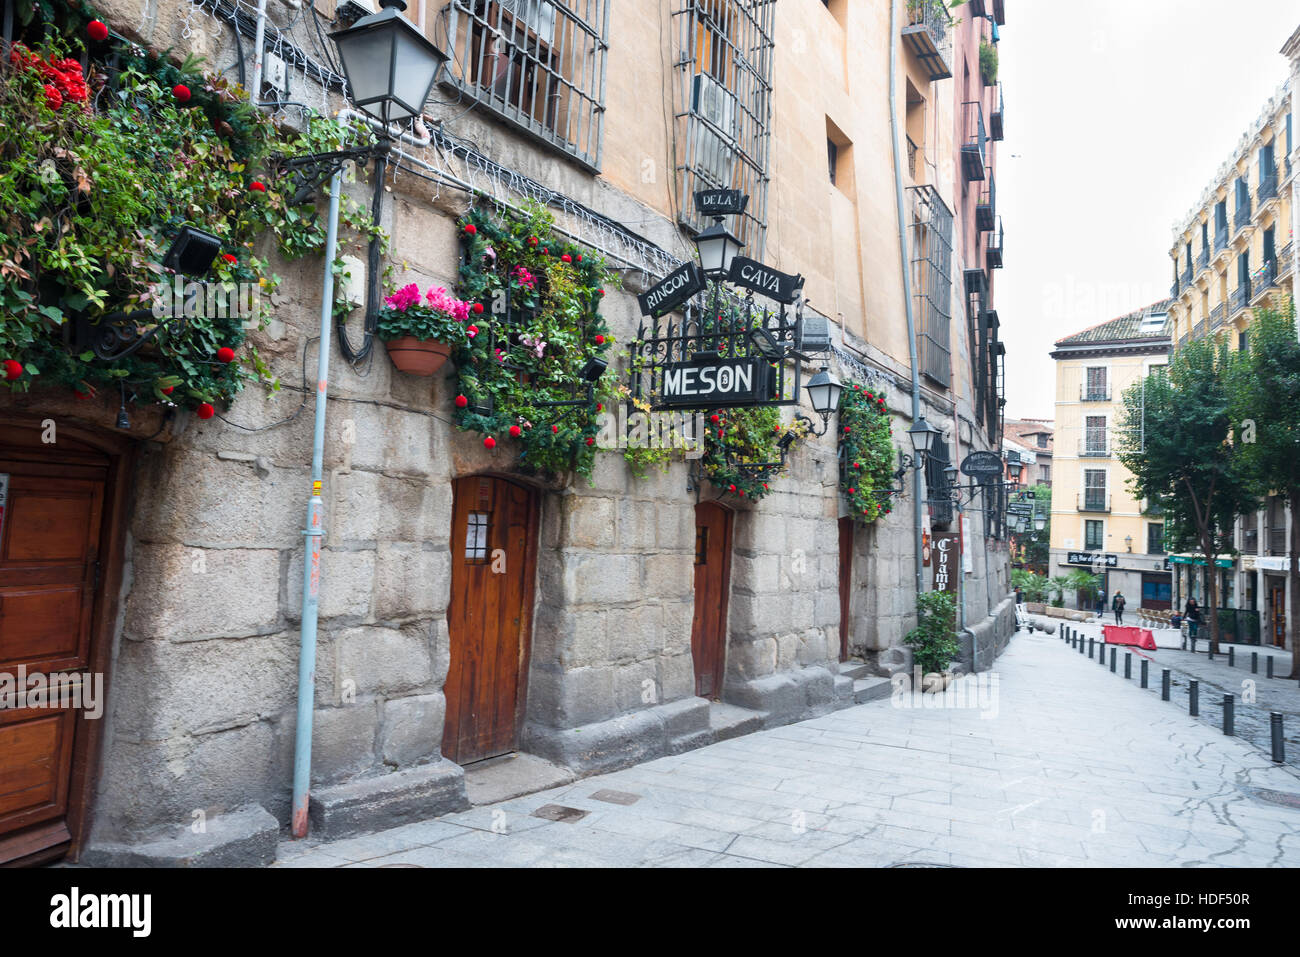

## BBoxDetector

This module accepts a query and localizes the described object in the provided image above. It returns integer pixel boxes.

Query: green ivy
[838,381,896,522]
[698,405,790,501]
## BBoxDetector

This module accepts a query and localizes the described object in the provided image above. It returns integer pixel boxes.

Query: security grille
[910,185,954,387]
[672,0,775,257]
[926,437,954,529]
[443,0,610,170]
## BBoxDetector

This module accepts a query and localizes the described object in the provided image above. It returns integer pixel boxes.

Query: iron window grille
[926,437,954,529]
[442,0,610,171]
[910,185,954,387]
[672,0,775,258]
[963,268,987,427]
[1085,520,1104,551]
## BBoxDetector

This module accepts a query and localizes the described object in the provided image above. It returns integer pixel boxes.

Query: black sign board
[658,355,772,409]
[1067,552,1118,568]
[637,262,707,318]
[694,189,749,217]
[727,256,804,305]
[1022,490,1036,501]
[1007,503,1033,515]
[960,450,1004,478]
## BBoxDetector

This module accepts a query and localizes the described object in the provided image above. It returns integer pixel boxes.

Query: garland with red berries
[839,381,897,523]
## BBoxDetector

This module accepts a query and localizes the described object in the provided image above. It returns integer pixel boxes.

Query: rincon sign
[727,256,804,305]
[637,261,706,318]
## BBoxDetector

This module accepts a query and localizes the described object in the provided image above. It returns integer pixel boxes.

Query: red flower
[472,303,484,314]
[596,403,603,412]
[552,425,559,433]
[249,180,267,193]
[455,395,468,408]
[728,484,736,492]
[196,402,215,419]
[173,83,191,102]
[763,483,769,490]
[855,462,862,469]
[43,84,62,110]
[216,347,235,363]
[848,488,856,495]
[483,436,496,449]
[843,426,851,433]
[464,223,477,235]
[466,325,479,338]
[222,253,237,264]
[87,20,109,41]
[4,359,24,380]
[598,289,605,297]
[586,437,595,446]
[594,334,605,345]
[509,425,522,438]
[541,248,549,256]
[527,236,539,247]
[738,488,745,496]
[161,385,175,395]
[576,254,582,262]
[710,414,721,424]
[73,389,90,400]
[561,254,572,263]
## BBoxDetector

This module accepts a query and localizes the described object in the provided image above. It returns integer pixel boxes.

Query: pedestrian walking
[1015,585,1024,605]
[1111,591,1126,626]
[1184,597,1201,649]
[1095,590,1106,620]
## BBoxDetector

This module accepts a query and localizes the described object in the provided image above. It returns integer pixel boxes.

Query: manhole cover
[590,789,640,805]
[1243,788,1300,811]
[532,804,589,823]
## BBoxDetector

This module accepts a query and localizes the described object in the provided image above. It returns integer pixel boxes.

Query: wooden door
[0,435,109,864]
[443,476,540,765]
[691,502,733,699]
[838,518,854,662]
[1270,582,1286,648]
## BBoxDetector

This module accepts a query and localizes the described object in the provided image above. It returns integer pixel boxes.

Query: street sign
[727,256,804,305]
[657,354,774,409]
[960,450,1003,478]
[933,532,960,594]
[694,189,749,217]
[1067,551,1117,568]
[637,261,706,318]
[1007,503,1033,516]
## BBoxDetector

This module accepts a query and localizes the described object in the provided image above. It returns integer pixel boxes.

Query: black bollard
[1125,653,1132,679]
[1208,643,1214,661]
[1228,647,1234,667]
[1223,694,1234,736]
[1252,652,1258,674]
[1088,637,1094,658]
[1141,659,1149,689]
[1268,657,1275,679]
[1161,669,1171,701]
[1271,713,1286,763]
[1189,680,1199,717]
[1191,637,1197,654]
[1110,647,1116,672]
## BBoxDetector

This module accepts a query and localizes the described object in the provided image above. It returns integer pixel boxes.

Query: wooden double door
[691,502,733,699]
[442,476,540,765]
[0,425,125,864]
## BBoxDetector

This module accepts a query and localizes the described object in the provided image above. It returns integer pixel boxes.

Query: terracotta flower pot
[384,337,452,376]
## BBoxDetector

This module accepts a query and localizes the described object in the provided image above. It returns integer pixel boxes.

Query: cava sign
[727,257,805,305]
[637,262,707,319]
[659,355,772,409]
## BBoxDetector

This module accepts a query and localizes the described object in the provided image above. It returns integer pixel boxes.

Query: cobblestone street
[277,630,1300,868]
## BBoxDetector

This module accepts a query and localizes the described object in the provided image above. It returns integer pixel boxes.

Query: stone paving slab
[277,630,1300,868]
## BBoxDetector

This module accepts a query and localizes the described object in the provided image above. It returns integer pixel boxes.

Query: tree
[1022,483,1051,573]
[1116,338,1252,653]
[1228,298,1300,677]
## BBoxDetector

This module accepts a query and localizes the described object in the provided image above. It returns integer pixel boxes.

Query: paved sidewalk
[276,632,1300,868]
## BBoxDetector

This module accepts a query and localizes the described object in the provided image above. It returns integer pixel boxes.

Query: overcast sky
[998,0,1298,420]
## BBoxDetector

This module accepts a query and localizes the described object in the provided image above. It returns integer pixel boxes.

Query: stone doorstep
[838,660,872,681]
[853,676,893,705]
[307,760,470,841]
[463,753,575,807]
[80,804,279,868]
[708,701,768,741]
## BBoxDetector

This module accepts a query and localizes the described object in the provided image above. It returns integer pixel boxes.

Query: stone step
[838,660,872,680]
[463,753,574,807]
[708,701,768,741]
[854,676,894,705]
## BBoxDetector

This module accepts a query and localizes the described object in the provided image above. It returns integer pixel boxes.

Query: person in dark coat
[1184,597,1202,646]
[1111,592,1126,626]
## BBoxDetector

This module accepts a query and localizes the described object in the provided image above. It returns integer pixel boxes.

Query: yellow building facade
[1049,303,1173,611]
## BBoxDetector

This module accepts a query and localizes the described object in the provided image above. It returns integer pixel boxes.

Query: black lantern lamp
[694,219,745,279]
[1034,513,1047,532]
[800,367,843,437]
[907,416,940,458]
[331,0,448,127]
[1006,457,1024,483]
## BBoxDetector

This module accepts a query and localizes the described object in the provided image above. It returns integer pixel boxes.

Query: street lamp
[331,0,448,127]
[1034,515,1047,532]
[907,416,940,458]
[693,219,745,279]
[1125,534,1133,553]
[803,367,843,435]
[1006,458,1023,483]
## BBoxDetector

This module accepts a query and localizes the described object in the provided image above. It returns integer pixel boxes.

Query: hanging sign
[1068,551,1118,567]
[727,256,804,305]
[637,262,706,318]
[933,532,960,593]
[694,189,749,217]
[658,354,773,409]
[960,450,1004,478]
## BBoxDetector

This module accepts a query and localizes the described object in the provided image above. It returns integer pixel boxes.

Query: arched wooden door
[443,476,540,765]
[691,502,733,699]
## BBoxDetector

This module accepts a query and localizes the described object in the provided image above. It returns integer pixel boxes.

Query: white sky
[998,0,1298,420]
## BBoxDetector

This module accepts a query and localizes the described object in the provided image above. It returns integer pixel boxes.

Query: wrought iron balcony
[1257,167,1278,206]
[1230,281,1251,316]
[961,101,986,181]
[1178,333,1189,350]
[990,84,1004,141]
[1182,262,1193,288]
[1079,492,1111,513]
[1243,529,1258,555]
[1280,242,1294,274]
[1267,526,1287,556]
[1170,279,1179,298]
[1193,318,1205,339]
[1078,438,1110,457]
[1214,222,1230,254]
[903,0,954,82]
[1234,196,1252,231]
[1251,259,1278,301]
[976,169,996,232]
[1080,384,1110,401]
[1209,302,1226,330]
[1196,246,1208,272]
[986,216,1003,269]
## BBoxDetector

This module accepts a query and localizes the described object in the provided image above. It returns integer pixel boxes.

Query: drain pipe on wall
[249,0,268,106]
[888,0,926,598]
[291,169,342,839]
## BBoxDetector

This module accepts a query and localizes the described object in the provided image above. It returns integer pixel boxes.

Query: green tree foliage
[1116,337,1252,651]
[904,590,959,676]
[1227,297,1300,676]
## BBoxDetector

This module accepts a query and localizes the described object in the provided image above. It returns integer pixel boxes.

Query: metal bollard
[1189,680,1199,717]
[1190,637,1197,654]
[1252,652,1258,674]
[1268,657,1275,679]
[1141,659,1149,689]
[1223,694,1234,736]
[1088,637,1094,659]
[1228,647,1234,667]
[1208,643,1214,661]
[1271,713,1286,763]
[1125,653,1132,679]
[1110,647,1116,672]
[1161,669,1171,701]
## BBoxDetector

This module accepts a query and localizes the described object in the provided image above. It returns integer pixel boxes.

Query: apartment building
[1049,302,1174,611]
[1004,418,1053,487]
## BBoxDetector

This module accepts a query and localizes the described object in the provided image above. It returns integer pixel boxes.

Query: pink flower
[384,283,422,312]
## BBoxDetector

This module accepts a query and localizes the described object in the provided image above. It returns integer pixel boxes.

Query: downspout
[291,169,342,838]
[888,0,926,596]
[249,0,268,104]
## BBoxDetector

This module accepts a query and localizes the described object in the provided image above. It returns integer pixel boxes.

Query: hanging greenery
[838,380,897,522]
[0,2,380,417]
[698,405,793,501]
[451,203,617,477]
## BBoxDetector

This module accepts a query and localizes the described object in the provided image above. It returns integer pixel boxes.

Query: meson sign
[658,355,773,409]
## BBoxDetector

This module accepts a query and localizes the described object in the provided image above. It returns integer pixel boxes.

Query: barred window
[672,0,775,256]
[443,0,610,169]
[910,185,954,387]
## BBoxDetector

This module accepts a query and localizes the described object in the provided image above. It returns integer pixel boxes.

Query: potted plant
[979,38,998,85]
[377,283,473,376]
[904,591,960,691]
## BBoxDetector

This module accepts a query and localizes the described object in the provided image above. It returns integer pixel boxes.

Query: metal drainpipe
[291,169,342,839]
[888,0,926,597]
[249,0,268,104]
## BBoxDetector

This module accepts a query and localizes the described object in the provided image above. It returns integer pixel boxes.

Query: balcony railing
[1196,246,1209,272]
[1192,318,1206,339]
[1079,492,1111,513]
[1214,222,1230,254]
[1235,196,1252,231]
[1078,438,1110,457]
[1182,262,1193,287]
[1170,279,1180,298]
[961,101,986,181]
[1267,526,1287,556]
[1209,302,1226,330]
[1080,384,1110,401]
[903,0,954,82]
[906,135,919,180]
[1251,259,1278,301]
[1243,529,1259,555]
[1178,333,1189,350]
[1230,281,1251,316]
[986,216,1003,269]
[1280,242,1294,273]
[976,169,996,232]
[989,84,1004,141]
[1257,167,1278,205]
